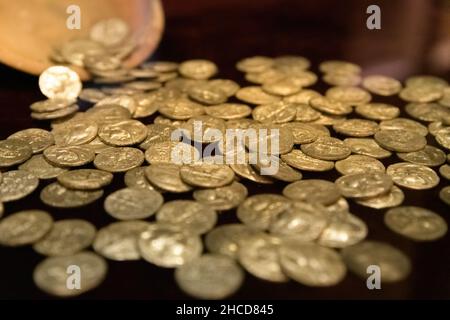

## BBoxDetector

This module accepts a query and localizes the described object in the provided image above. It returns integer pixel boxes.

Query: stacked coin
[0,37,449,298]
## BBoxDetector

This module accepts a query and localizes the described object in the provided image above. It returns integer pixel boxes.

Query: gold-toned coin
[335,172,393,198]
[301,136,351,160]
[30,98,75,113]
[280,122,320,144]
[145,163,193,193]
[60,38,106,66]
[209,79,240,97]
[52,121,98,147]
[0,210,53,246]
[83,137,113,154]
[94,147,144,172]
[310,96,352,115]
[0,170,39,202]
[245,123,294,155]
[132,93,161,118]
[44,145,95,167]
[283,179,341,205]
[252,101,297,123]
[182,115,226,143]
[193,182,248,211]
[355,103,400,121]
[0,139,33,168]
[145,141,200,165]
[90,18,130,47]
[385,206,447,241]
[397,145,446,167]
[399,85,443,103]
[31,104,80,121]
[439,186,450,206]
[283,89,322,104]
[156,200,217,235]
[33,219,96,256]
[179,59,218,80]
[292,103,322,122]
[104,187,163,220]
[319,60,361,74]
[374,129,427,152]
[79,88,106,103]
[405,102,450,124]
[8,129,54,154]
[124,80,162,91]
[343,138,392,159]
[379,118,428,136]
[187,82,228,105]
[85,104,131,125]
[281,149,334,172]
[229,163,274,184]
[40,182,103,208]
[33,251,107,297]
[335,155,385,175]
[325,86,371,106]
[323,72,361,86]
[19,154,68,180]
[356,185,405,209]
[252,155,302,182]
[143,60,179,73]
[333,119,379,137]
[39,66,82,100]
[98,120,148,146]
[386,162,440,190]
[439,164,450,180]
[95,95,137,115]
[428,121,446,136]
[362,75,402,96]
[236,56,274,73]
[139,124,175,150]
[0,202,3,218]
[57,169,113,190]
[317,213,368,248]
[205,103,252,120]
[341,241,411,282]
[311,113,346,126]
[406,75,448,89]
[138,223,203,268]
[158,98,205,120]
[235,86,281,105]
[274,55,311,71]
[175,254,244,300]
[124,166,158,191]
[93,220,151,261]
[262,76,302,96]
[435,127,450,150]
[180,163,235,188]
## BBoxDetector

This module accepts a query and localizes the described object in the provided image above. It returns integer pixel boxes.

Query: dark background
[0,0,449,299]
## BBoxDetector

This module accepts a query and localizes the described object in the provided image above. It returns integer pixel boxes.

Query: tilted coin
[180,163,235,188]
[284,89,322,104]
[0,202,3,218]
[159,98,205,120]
[279,240,346,287]
[355,103,400,121]
[397,145,446,167]
[245,124,294,155]
[238,233,288,282]
[175,254,244,300]
[439,186,450,206]
[93,220,151,261]
[386,162,440,190]
[187,83,227,105]
[95,95,137,115]
[124,80,162,91]
[356,186,405,209]
[235,86,281,105]
[19,154,68,180]
[341,241,411,282]
[274,55,311,71]
[209,79,240,97]
[146,162,193,192]
[85,104,131,125]
[292,103,322,122]
[31,104,80,121]
[280,122,322,145]
[0,139,33,168]
[253,155,302,182]
[439,164,450,180]
[379,118,428,136]
[90,18,130,47]
[39,66,82,100]
[236,56,274,73]
[179,59,218,80]
[311,113,346,126]
[8,129,54,154]
[406,75,448,89]
[205,103,252,120]
[281,149,334,172]
[104,188,163,220]
[335,172,393,198]
[405,102,450,124]
[98,120,148,146]
[343,138,392,159]
[124,166,158,191]
[362,75,402,96]
[51,121,97,147]
[60,38,106,67]
[40,182,103,208]
[317,213,368,248]
[0,210,53,246]
[325,86,371,106]
[374,129,427,152]
[57,169,113,190]
[143,60,179,73]
[283,179,341,205]
[252,101,297,123]
[262,76,303,96]
[182,115,226,143]
[30,98,75,113]
[33,219,96,256]
[335,155,385,175]
[229,163,274,184]
[94,147,144,172]
[156,200,217,235]
[132,93,161,118]
[301,136,351,161]
[310,96,352,115]
[33,252,107,297]
[385,206,447,241]
[83,137,113,154]
[79,88,106,103]
[399,86,442,103]
[435,127,450,150]
[325,197,350,219]
[333,119,379,137]
[0,170,39,202]
[44,145,95,167]
[428,122,446,136]
[193,182,248,211]
[319,60,361,74]
[139,124,175,150]
[323,72,361,87]
[138,223,203,268]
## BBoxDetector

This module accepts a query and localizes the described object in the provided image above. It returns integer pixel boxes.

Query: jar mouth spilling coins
[1,19,450,299]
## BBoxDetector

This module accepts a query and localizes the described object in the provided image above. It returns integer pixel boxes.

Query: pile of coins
[1,30,450,298]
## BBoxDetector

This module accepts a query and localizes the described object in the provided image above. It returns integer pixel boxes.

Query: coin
[253,155,302,182]
[0,202,3,218]
[79,88,106,103]
[179,59,218,80]
[85,104,131,125]
[333,119,379,137]
[33,219,96,256]
[104,188,163,220]
[193,182,248,211]
[343,138,392,159]
[175,254,244,299]
[385,206,447,241]
[335,155,385,175]
[252,101,297,123]
[374,129,427,152]
[310,96,352,115]
[279,240,346,286]
[235,86,281,105]
[188,82,227,105]
[30,98,75,113]
[281,122,321,144]
[229,163,274,184]
[0,170,39,202]
[319,60,361,74]
[44,145,95,167]
[205,103,252,120]
[180,163,235,188]
[439,186,450,206]
[335,172,393,198]
[98,120,148,146]
[356,186,405,209]
[90,18,129,47]
[435,127,450,150]
[397,145,446,167]
[95,95,137,115]
[0,210,53,246]
[326,86,371,106]
[93,220,151,261]
[139,124,175,150]
[439,164,450,180]
[156,200,217,235]
[138,223,203,268]
[428,122,446,136]
[124,166,158,191]
[52,121,98,147]
[262,76,302,96]
[323,72,361,86]
[0,139,33,168]
[355,103,400,121]
[31,104,80,121]
[341,241,411,282]
[145,163,193,193]
[281,149,334,171]
[8,129,54,154]
[362,75,402,96]
[40,182,103,208]
[33,252,107,297]
[39,66,82,100]
[283,179,341,205]
[159,99,206,120]
[405,102,450,123]
[57,169,113,190]
[301,136,351,161]
[236,56,274,73]
[386,162,440,190]
[406,75,448,89]
[19,154,68,180]
[94,147,144,172]
[317,213,368,248]
[379,118,428,136]
[399,86,442,103]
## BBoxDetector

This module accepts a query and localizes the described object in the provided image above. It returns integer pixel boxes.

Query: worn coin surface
[30,98,75,113]
[362,75,402,96]
[138,223,203,268]
[343,138,392,159]
[139,124,175,150]
[335,172,393,198]
[229,163,274,184]
[283,179,341,205]
[386,162,440,190]
[98,120,148,146]
[175,254,244,300]
[436,127,450,150]
[253,156,302,182]
[179,59,218,80]
[124,166,157,191]
[145,163,193,193]
[31,104,80,121]
[0,210,53,246]
[33,219,96,256]
[335,155,385,175]
[193,181,248,211]
[356,186,405,209]
[281,149,334,171]
[19,155,68,180]
[52,121,98,147]
[355,103,400,121]
[0,139,33,168]
[385,206,447,241]
[145,141,200,165]
[57,169,113,190]
[205,103,252,120]
[439,186,450,206]
[379,118,428,136]
[94,147,144,172]
[374,129,427,153]
[317,213,368,248]
[8,129,55,154]
[301,137,351,161]
[440,164,450,180]
[39,66,82,100]
[44,145,95,167]
[333,119,379,137]
[180,163,235,188]
[40,183,103,208]
[0,170,39,202]
[104,188,163,220]
[397,145,446,167]
[33,252,107,297]
[236,86,281,105]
